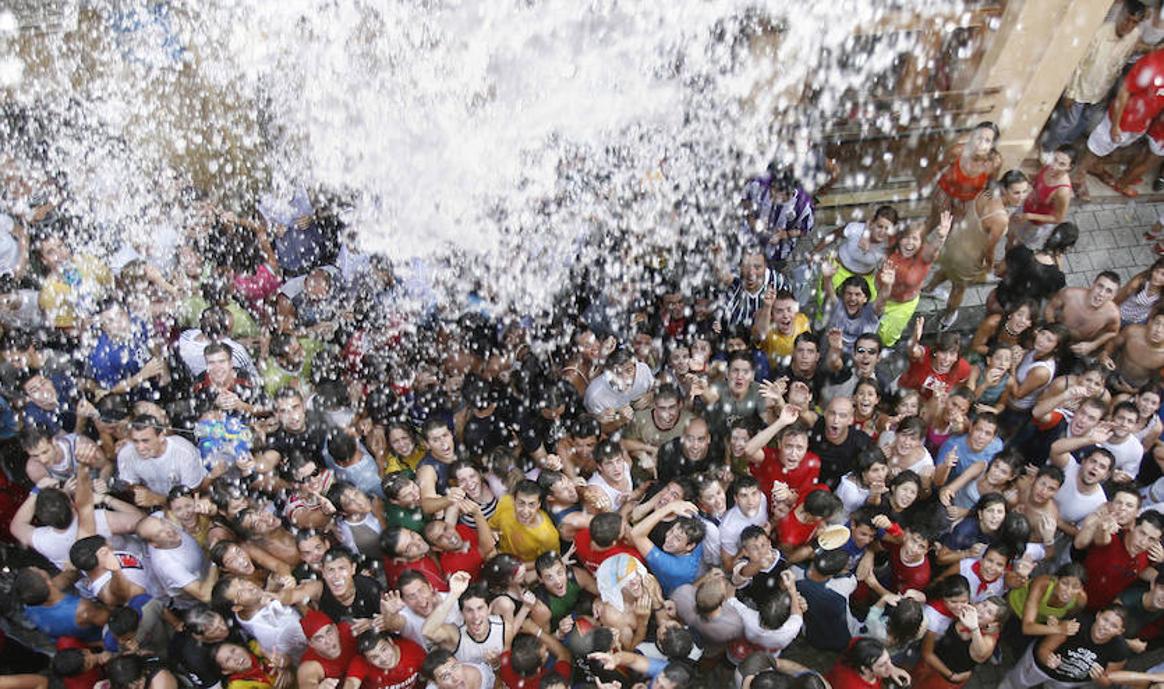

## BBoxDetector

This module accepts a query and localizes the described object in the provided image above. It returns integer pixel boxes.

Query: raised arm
[629,501,697,557]
[423,571,470,649]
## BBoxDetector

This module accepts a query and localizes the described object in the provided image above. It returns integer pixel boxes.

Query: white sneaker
[939,310,959,330]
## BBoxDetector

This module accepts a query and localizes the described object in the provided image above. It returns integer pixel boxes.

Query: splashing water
[2,0,965,319]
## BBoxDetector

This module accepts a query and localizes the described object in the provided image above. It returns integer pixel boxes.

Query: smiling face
[978,502,1006,532]
[967,418,998,453]
[699,480,726,517]
[735,486,762,517]
[740,253,767,292]
[400,578,437,616]
[298,535,328,565]
[979,550,1007,581]
[1092,610,1126,643]
[842,285,868,315]
[985,459,1015,487]
[461,595,491,636]
[214,643,255,674]
[663,522,692,554]
[891,480,919,511]
[425,521,465,552]
[653,395,681,429]
[854,383,879,416]
[222,544,255,575]
[681,419,711,461]
[388,428,416,457]
[869,217,894,244]
[897,226,923,258]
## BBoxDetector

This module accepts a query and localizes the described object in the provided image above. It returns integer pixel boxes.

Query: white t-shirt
[587,469,633,511]
[1104,434,1144,479]
[148,527,207,608]
[401,592,463,650]
[79,548,163,600]
[837,222,888,275]
[117,435,206,496]
[176,330,258,379]
[237,601,308,661]
[31,511,112,571]
[583,363,655,415]
[0,214,20,276]
[719,499,769,557]
[1055,459,1109,526]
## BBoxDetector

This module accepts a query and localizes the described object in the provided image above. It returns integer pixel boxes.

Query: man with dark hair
[489,479,561,564]
[380,568,464,649]
[629,499,706,595]
[1002,604,1130,689]
[655,416,714,483]
[621,383,691,473]
[899,328,971,401]
[774,332,830,399]
[498,629,573,689]
[702,350,764,437]
[719,475,769,569]
[583,346,655,429]
[169,605,240,689]
[821,332,892,408]
[176,304,258,379]
[347,629,427,689]
[421,648,496,689]
[212,574,309,661]
[190,341,263,416]
[268,387,329,457]
[14,566,108,643]
[796,547,861,647]
[117,414,204,507]
[1045,271,1122,358]
[1081,510,1164,611]
[381,525,446,591]
[573,511,643,574]
[717,243,791,329]
[810,396,872,488]
[776,489,842,563]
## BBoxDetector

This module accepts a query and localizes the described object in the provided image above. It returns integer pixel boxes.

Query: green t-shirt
[384,503,426,533]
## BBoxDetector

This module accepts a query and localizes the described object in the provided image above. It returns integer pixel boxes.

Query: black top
[267,419,329,458]
[319,574,384,623]
[810,418,872,488]
[934,623,976,675]
[656,436,713,483]
[996,246,1065,311]
[1034,613,1130,683]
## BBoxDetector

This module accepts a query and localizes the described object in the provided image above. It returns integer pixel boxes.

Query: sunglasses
[855,347,879,355]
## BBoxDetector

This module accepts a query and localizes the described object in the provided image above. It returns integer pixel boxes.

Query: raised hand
[448,570,472,595]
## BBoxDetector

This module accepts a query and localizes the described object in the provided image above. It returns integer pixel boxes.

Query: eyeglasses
[855,347,878,355]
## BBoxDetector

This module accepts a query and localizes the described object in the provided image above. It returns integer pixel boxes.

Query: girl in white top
[836,448,891,517]
[879,416,936,494]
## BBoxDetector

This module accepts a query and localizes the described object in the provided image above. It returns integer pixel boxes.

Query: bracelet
[536,628,542,638]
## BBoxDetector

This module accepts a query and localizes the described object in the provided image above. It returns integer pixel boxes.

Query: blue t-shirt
[935,434,1004,479]
[86,319,151,390]
[646,543,704,596]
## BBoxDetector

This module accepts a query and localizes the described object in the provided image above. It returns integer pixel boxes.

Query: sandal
[1113,181,1140,198]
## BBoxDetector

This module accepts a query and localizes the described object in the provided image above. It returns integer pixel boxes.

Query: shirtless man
[1013,465,1064,552]
[1044,272,1122,356]
[1100,306,1164,392]
[590,557,668,650]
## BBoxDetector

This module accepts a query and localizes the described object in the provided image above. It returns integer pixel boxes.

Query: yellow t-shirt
[488,494,560,563]
[39,255,113,329]
[760,312,810,363]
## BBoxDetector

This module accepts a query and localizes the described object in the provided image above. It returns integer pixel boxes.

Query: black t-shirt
[320,574,384,623]
[810,419,872,488]
[1035,613,1130,683]
[656,436,713,483]
[462,410,515,458]
[268,418,330,457]
[169,627,246,689]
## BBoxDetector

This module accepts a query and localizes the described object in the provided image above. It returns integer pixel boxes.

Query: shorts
[1086,113,1163,156]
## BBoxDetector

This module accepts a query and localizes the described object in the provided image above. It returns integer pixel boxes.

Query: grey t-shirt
[836,222,888,275]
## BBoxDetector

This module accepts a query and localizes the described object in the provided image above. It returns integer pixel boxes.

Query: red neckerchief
[971,560,1000,595]
[232,654,272,685]
[930,599,955,618]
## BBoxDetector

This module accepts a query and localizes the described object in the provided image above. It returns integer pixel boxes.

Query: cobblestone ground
[916,199,1163,327]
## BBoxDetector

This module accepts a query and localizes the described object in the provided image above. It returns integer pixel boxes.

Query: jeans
[1041,100,1107,153]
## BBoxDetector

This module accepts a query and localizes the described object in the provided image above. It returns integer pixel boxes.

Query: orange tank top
[938,157,991,202]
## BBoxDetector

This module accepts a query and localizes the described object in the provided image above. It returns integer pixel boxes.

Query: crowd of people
[8,2,1164,689]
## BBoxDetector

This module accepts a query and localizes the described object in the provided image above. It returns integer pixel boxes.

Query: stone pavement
[915,199,1164,328]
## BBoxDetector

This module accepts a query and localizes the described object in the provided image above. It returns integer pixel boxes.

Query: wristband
[30,486,39,495]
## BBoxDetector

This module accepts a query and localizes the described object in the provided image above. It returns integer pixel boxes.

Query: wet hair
[106,655,149,689]
[457,581,491,611]
[50,649,86,677]
[1138,509,1164,533]
[569,414,600,440]
[739,524,769,548]
[421,417,451,441]
[803,489,842,519]
[840,275,872,300]
[69,535,107,572]
[934,332,961,355]
[660,662,693,689]
[108,605,140,637]
[872,205,899,225]
[778,420,811,443]
[382,472,416,502]
[987,448,1024,480]
[1096,270,1121,288]
[589,512,623,548]
[396,569,430,592]
[322,545,358,566]
[14,568,50,605]
[935,574,971,601]
[841,637,888,674]
[20,425,55,452]
[483,553,523,594]
[659,626,694,661]
[1056,562,1087,583]
[886,597,924,644]
[1126,0,1149,18]
[729,475,761,501]
[974,493,1007,523]
[185,605,224,636]
[655,383,681,404]
[422,648,456,681]
[671,516,707,548]
[514,479,543,501]
[974,121,1001,142]
[534,550,566,577]
[357,629,394,655]
[510,633,544,676]
[751,671,792,689]
[852,448,888,487]
[1043,222,1079,255]
[759,590,794,630]
[811,548,849,577]
[997,169,1029,190]
[1035,464,1065,486]
[896,415,925,438]
[889,469,923,495]
[34,488,73,529]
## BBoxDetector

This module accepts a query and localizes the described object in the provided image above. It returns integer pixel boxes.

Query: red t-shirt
[573,528,645,574]
[1084,531,1150,610]
[303,622,359,679]
[383,554,448,592]
[498,650,572,689]
[59,636,104,689]
[897,347,971,400]
[439,524,485,579]
[888,542,932,593]
[887,251,934,303]
[346,637,425,689]
[825,663,880,689]
[777,490,829,548]
[1117,49,1164,134]
[751,446,821,500]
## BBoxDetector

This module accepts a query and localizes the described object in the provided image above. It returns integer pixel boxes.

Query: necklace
[1003,321,1021,338]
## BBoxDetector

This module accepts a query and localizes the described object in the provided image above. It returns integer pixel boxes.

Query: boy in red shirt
[574,512,644,574]
[346,631,426,689]
[498,627,573,689]
[776,488,842,563]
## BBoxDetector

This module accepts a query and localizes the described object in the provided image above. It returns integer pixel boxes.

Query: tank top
[1022,166,1072,225]
[455,615,506,665]
[1120,284,1160,325]
[338,513,383,559]
[939,157,992,202]
[934,624,980,675]
[1009,352,1056,411]
[941,199,1008,282]
[1008,578,1078,621]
